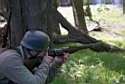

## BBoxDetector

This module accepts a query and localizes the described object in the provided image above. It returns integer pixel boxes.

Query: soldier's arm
[3,54,53,84]
[45,60,62,84]
[45,53,70,84]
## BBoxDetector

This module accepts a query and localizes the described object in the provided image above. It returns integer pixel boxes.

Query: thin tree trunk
[51,0,61,35]
[71,0,88,33]
[123,0,125,14]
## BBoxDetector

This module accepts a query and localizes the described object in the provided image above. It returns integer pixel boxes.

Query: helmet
[21,31,50,52]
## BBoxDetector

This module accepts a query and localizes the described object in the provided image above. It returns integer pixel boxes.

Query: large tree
[0,0,124,52]
[0,0,52,47]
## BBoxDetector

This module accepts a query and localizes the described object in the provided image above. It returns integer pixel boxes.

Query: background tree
[123,0,125,14]
[51,0,61,35]
[71,0,88,33]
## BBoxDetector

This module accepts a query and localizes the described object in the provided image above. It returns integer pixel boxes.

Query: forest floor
[58,5,125,40]
[97,22,125,39]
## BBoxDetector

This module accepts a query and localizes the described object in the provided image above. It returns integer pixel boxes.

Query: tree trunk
[85,3,93,20]
[71,0,88,33]
[123,0,125,14]
[0,0,52,47]
[51,0,61,35]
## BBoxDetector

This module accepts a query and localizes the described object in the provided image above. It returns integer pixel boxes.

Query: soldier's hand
[43,52,54,64]
[54,53,70,64]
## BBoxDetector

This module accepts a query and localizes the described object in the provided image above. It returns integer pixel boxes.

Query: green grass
[51,5,125,84]
[90,32,125,49]
[52,50,125,84]
[91,5,125,24]
[101,27,125,36]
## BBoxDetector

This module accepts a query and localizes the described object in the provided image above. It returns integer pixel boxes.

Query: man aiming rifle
[0,30,70,84]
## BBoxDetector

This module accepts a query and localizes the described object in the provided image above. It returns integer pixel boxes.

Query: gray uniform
[0,46,61,84]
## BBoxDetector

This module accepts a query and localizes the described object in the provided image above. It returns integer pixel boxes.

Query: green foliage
[52,50,125,84]
[91,5,125,24]
[90,32,125,49]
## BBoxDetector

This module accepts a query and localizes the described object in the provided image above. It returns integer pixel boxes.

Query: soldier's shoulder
[0,49,20,60]
[0,49,17,55]
[0,49,21,72]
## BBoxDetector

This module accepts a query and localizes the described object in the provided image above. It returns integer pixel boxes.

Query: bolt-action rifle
[24,44,93,70]
[48,45,89,57]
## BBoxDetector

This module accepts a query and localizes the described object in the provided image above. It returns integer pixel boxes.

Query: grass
[51,5,125,84]
[90,32,125,48]
[91,5,125,24]
[52,50,125,84]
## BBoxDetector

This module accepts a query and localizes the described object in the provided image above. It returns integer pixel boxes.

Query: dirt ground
[58,5,125,39]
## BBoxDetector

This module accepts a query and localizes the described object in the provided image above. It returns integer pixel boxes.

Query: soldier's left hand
[54,53,70,63]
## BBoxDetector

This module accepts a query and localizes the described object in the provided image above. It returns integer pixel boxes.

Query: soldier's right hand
[42,52,54,64]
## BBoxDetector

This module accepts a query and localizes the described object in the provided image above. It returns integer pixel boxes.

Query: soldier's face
[28,50,40,57]
[37,51,46,57]
[29,50,38,56]
[29,50,47,58]
[37,48,49,57]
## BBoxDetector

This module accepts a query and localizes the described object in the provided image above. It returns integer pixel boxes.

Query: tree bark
[0,0,52,47]
[123,0,125,14]
[71,0,88,33]
[51,0,61,35]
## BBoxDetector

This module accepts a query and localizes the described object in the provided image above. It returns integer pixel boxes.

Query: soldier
[0,30,70,84]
